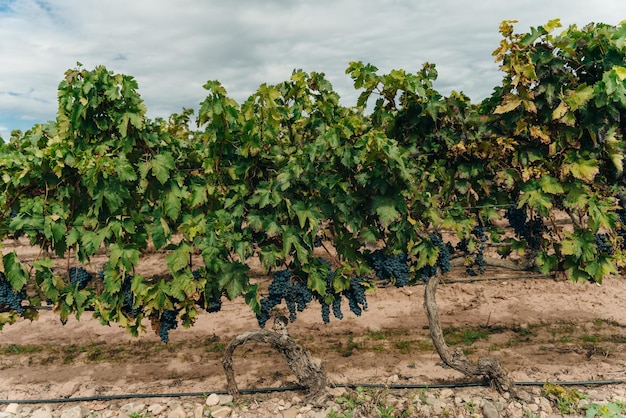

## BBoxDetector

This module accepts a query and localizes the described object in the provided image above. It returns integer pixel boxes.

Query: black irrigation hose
[2,379,626,405]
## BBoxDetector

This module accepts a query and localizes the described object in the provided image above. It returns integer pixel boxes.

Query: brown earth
[1,238,626,402]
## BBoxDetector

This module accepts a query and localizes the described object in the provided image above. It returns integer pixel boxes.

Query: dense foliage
[1,20,625,343]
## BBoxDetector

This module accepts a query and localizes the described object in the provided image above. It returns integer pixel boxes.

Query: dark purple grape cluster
[121,275,141,317]
[471,225,488,243]
[429,231,451,273]
[256,266,369,327]
[505,204,544,250]
[367,250,409,287]
[69,267,93,290]
[256,270,313,327]
[0,272,26,314]
[466,246,487,276]
[343,277,368,317]
[595,233,614,255]
[158,309,179,343]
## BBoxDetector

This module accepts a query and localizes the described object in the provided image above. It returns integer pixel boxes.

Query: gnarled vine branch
[222,316,327,399]
[423,275,520,397]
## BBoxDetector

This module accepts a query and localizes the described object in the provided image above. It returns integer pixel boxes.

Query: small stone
[210,406,232,417]
[59,405,91,418]
[4,404,21,414]
[539,397,553,413]
[387,374,399,383]
[328,387,346,398]
[57,381,81,398]
[120,402,145,415]
[440,389,454,399]
[218,394,234,405]
[482,400,499,418]
[194,404,205,418]
[206,393,220,406]
[0,413,12,418]
[167,404,187,418]
[282,407,298,418]
[291,396,303,405]
[148,403,167,415]
[30,408,53,418]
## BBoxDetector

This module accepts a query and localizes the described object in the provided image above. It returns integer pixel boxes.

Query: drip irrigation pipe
[1,379,625,405]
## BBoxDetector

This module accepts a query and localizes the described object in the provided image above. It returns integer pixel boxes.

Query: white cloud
[0,0,624,133]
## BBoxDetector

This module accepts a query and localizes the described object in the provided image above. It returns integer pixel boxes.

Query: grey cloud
[0,0,624,133]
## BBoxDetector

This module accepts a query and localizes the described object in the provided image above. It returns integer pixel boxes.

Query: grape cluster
[466,246,487,276]
[429,232,451,274]
[158,309,179,343]
[121,275,141,317]
[317,273,368,323]
[505,204,544,250]
[367,250,409,287]
[0,272,26,314]
[595,233,614,255]
[256,269,313,328]
[343,277,368,317]
[69,267,93,290]
[331,296,343,320]
[471,226,488,243]
[456,238,469,253]
[256,266,369,327]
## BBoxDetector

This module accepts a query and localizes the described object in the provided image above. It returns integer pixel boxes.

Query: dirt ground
[1,238,626,401]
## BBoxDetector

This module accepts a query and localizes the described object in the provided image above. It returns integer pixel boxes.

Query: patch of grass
[366,330,387,341]
[206,342,226,353]
[443,325,491,346]
[0,344,44,355]
[582,334,599,343]
[395,340,412,353]
[593,317,622,328]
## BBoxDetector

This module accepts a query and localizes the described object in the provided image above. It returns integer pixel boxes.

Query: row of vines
[1,19,626,394]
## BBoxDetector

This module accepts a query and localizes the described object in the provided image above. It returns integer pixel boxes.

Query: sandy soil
[1,238,625,401]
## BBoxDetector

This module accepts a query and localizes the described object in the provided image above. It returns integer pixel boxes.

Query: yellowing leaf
[494,99,522,114]
[614,66,626,80]
[565,85,594,111]
[552,101,569,120]
[564,159,599,182]
[529,125,551,143]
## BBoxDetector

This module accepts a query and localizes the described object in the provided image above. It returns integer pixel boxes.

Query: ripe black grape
[331,295,343,320]
[256,269,294,328]
[121,275,141,317]
[320,302,331,324]
[595,233,614,255]
[69,267,92,290]
[429,232,451,274]
[505,204,544,250]
[158,309,179,343]
[367,250,409,287]
[0,272,26,314]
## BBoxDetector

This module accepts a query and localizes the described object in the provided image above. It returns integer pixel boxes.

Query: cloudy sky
[0,0,624,140]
